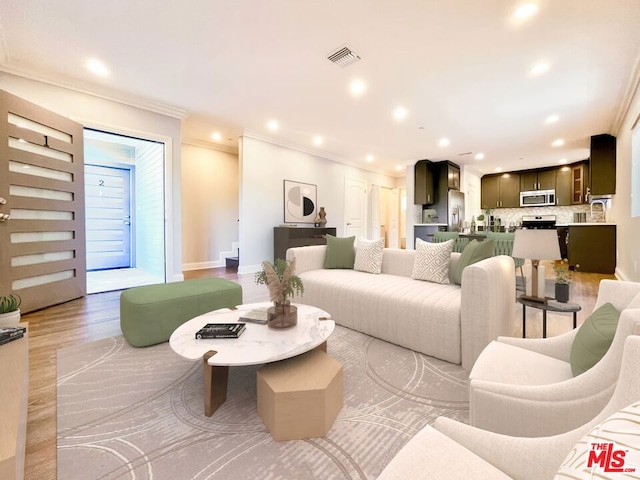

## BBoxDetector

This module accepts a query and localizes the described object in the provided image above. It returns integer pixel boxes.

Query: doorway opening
[84,129,165,293]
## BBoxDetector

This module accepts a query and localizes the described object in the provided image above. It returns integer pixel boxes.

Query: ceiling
[1,0,639,177]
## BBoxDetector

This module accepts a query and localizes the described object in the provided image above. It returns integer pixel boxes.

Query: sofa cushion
[570,302,621,377]
[627,291,640,309]
[324,235,355,269]
[453,239,495,285]
[354,238,384,274]
[411,238,453,284]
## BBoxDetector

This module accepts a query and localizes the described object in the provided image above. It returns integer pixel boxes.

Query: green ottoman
[120,278,242,347]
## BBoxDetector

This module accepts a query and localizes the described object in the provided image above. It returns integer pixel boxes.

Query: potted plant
[0,294,22,325]
[553,259,572,303]
[255,258,304,328]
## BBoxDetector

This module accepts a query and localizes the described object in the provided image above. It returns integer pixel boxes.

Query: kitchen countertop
[556,223,616,226]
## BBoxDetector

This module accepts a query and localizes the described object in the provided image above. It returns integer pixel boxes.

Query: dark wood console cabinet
[274,227,337,261]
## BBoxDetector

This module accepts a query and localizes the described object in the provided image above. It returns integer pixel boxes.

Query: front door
[85,164,132,270]
[0,90,86,313]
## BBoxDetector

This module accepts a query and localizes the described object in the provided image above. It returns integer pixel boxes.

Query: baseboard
[182,261,226,271]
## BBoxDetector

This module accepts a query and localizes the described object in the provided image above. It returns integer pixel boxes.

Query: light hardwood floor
[21,264,614,479]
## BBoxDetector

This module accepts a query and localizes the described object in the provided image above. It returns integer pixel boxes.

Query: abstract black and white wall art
[284,180,317,223]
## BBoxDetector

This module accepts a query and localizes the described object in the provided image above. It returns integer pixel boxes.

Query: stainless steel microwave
[520,189,556,207]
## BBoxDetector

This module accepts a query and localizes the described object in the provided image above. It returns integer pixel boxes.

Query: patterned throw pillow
[555,401,640,479]
[354,238,385,274]
[411,238,453,284]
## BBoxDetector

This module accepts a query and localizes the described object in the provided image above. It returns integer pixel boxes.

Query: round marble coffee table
[169,302,334,416]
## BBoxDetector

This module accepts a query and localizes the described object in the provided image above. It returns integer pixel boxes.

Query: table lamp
[512,229,561,302]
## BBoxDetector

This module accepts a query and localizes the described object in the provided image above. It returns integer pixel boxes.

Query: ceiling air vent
[327,46,361,68]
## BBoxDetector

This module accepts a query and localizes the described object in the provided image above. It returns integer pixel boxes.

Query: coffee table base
[203,350,229,417]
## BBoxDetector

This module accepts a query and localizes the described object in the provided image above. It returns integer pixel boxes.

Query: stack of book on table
[195,323,246,339]
[0,325,26,346]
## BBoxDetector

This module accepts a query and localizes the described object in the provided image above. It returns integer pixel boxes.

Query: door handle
[347,223,352,226]
[123,221,131,225]
[0,197,6,205]
[0,213,10,222]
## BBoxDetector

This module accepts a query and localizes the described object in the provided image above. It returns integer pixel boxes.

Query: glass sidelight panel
[12,251,74,267]
[13,270,74,290]
[8,113,72,143]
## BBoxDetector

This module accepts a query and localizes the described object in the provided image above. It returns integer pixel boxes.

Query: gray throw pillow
[570,302,620,376]
[324,235,356,269]
[453,239,495,285]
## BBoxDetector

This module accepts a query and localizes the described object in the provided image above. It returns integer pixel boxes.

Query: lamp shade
[512,229,561,260]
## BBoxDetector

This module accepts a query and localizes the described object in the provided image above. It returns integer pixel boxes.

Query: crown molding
[182,137,239,155]
[611,50,640,135]
[0,64,190,120]
[240,130,404,178]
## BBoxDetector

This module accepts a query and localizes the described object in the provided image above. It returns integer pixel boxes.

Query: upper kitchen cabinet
[481,173,520,208]
[556,162,588,206]
[414,160,435,204]
[590,134,616,196]
[445,161,460,190]
[555,165,572,206]
[520,168,555,191]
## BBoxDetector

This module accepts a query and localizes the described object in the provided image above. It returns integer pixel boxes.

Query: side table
[517,297,581,338]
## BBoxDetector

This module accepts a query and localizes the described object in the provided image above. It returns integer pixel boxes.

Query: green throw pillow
[324,235,356,269]
[570,302,620,377]
[453,239,495,285]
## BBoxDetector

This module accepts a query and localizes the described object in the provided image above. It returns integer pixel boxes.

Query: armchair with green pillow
[468,279,640,438]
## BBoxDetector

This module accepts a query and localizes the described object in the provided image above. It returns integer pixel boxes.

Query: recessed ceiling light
[439,137,450,147]
[552,139,565,147]
[267,120,279,131]
[350,79,367,96]
[211,132,222,142]
[530,62,550,75]
[366,154,374,162]
[559,158,568,164]
[313,136,323,146]
[545,114,559,124]
[395,165,403,171]
[514,3,538,19]
[86,58,110,77]
[475,153,485,160]
[393,106,408,121]
[495,167,503,172]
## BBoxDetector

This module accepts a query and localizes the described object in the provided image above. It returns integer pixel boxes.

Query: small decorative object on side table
[553,258,573,303]
[255,258,304,329]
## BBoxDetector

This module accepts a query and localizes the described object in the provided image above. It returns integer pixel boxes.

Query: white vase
[0,309,21,325]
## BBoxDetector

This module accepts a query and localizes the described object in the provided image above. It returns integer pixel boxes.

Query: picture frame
[283,180,317,223]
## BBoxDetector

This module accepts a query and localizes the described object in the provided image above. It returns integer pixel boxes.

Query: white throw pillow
[411,238,453,284]
[555,401,640,479]
[354,238,385,274]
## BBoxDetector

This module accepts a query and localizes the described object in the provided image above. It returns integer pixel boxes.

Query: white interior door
[388,188,400,248]
[344,177,367,239]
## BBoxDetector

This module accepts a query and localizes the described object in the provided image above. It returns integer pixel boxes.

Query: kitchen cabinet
[572,163,588,204]
[414,160,435,204]
[555,166,572,206]
[567,225,616,274]
[481,173,520,208]
[445,162,460,190]
[520,168,555,191]
[590,134,616,196]
[273,227,336,262]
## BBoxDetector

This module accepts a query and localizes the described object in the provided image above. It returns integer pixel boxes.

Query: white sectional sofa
[287,245,515,370]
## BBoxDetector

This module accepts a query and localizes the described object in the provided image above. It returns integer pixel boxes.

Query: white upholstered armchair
[468,279,640,437]
[378,334,640,480]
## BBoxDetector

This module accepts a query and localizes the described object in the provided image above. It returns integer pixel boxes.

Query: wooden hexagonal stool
[257,348,343,441]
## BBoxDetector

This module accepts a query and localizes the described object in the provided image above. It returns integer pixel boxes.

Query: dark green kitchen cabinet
[414,160,435,204]
[481,173,520,208]
[590,134,616,196]
[568,225,616,274]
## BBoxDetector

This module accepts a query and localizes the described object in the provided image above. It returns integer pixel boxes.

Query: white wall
[239,136,397,273]
[181,144,239,269]
[0,72,184,281]
[612,77,640,281]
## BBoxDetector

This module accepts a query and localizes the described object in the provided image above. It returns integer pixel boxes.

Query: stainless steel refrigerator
[448,190,465,231]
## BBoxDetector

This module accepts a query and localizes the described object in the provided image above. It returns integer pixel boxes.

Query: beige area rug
[57,326,469,479]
